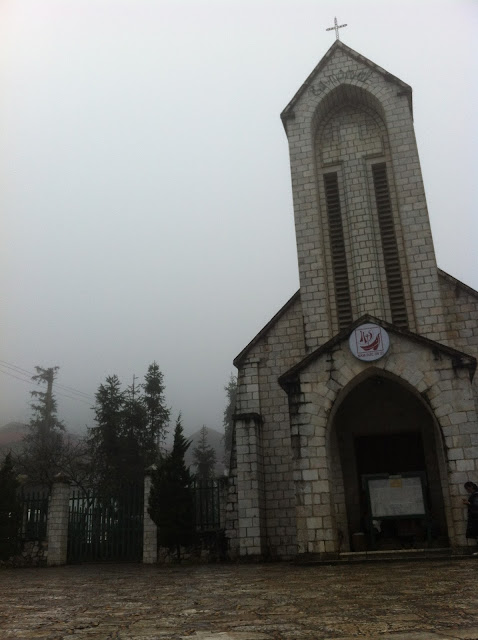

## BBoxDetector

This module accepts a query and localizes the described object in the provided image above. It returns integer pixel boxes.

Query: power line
[0,367,94,407]
[0,359,95,401]
[54,391,93,407]
[55,383,94,400]
[0,367,36,387]
[0,360,34,377]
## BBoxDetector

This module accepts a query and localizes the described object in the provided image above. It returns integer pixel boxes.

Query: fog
[1,0,477,434]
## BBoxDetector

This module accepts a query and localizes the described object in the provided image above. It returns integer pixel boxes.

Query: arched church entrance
[333,374,449,551]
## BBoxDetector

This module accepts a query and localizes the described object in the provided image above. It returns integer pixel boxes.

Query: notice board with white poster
[365,474,426,518]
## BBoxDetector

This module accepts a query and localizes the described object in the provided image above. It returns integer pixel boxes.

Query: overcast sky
[1,0,477,435]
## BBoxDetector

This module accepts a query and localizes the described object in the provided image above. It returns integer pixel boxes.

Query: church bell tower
[281,41,445,349]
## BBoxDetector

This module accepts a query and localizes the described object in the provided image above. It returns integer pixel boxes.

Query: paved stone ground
[0,559,478,640]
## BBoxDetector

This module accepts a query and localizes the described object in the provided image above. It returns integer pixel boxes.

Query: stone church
[225,41,478,558]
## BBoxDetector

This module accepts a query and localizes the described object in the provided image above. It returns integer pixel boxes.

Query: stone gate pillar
[143,467,157,564]
[47,474,70,566]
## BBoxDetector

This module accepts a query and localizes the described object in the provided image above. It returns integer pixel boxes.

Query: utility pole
[32,366,58,438]
[45,368,54,435]
[128,374,139,438]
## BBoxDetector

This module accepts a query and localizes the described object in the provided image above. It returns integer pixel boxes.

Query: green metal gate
[68,485,143,563]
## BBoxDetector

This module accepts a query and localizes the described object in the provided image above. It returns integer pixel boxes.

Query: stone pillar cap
[145,464,157,475]
[53,472,70,484]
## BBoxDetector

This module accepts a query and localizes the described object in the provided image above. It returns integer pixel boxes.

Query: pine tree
[29,366,65,438]
[0,454,20,560]
[143,362,170,455]
[17,366,67,487]
[88,375,125,491]
[193,426,217,481]
[148,414,195,560]
[121,378,149,482]
[89,368,171,491]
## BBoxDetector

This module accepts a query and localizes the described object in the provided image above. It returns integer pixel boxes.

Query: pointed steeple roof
[281,41,412,124]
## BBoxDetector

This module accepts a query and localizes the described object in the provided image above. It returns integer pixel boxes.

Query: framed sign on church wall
[366,474,426,518]
[362,472,431,549]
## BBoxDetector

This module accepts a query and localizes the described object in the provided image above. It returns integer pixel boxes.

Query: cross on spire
[326,16,347,41]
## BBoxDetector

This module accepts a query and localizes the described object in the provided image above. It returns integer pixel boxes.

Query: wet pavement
[0,558,477,639]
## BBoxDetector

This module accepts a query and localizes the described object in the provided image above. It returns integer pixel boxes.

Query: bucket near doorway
[352,532,367,552]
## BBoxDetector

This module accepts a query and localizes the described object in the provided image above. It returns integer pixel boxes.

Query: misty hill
[0,422,82,457]
[185,426,227,477]
[0,422,28,453]
[0,421,228,476]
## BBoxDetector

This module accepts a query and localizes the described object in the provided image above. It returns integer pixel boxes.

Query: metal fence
[19,489,49,541]
[192,478,225,531]
[68,484,144,563]
[8,479,226,563]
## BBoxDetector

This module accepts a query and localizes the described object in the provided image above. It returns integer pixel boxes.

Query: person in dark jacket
[463,481,478,555]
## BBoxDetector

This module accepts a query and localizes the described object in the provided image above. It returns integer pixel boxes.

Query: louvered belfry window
[323,172,353,329]
[372,163,408,328]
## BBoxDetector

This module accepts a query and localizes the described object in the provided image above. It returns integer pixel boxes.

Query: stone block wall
[438,273,478,353]
[0,540,48,568]
[235,413,266,556]
[230,295,306,557]
[439,271,478,393]
[230,295,478,558]
[285,332,478,554]
[224,428,239,555]
[315,98,415,333]
[282,42,446,347]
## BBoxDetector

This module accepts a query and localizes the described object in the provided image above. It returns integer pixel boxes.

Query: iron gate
[192,478,225,531]
[68,484,143,562]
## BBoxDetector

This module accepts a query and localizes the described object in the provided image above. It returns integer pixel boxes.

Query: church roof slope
[438,269,478,300]
[278,314,477,389]
[233,290,301,368]
[281,40,412,125]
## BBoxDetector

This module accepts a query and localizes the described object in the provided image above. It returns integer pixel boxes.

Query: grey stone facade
[226,42,478,558]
